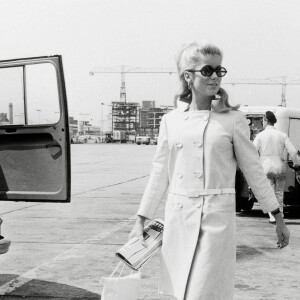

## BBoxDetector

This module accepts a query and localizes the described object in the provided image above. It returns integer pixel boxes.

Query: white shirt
[253,125,298,175]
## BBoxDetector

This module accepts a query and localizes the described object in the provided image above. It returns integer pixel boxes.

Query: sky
[1,0,300,126]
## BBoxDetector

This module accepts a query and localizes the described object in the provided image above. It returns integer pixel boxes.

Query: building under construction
[112,101,139,133]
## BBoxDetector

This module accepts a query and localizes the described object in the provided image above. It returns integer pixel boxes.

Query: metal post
[281,76,287,107]
[101,102,104,142]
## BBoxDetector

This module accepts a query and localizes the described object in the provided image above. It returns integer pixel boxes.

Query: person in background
[253,111,299,223]
[129,41,290,300]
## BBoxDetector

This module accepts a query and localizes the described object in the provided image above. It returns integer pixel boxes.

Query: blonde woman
[129,41,289,300]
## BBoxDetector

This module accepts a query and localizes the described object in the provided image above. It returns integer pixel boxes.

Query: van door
[288,118,300,150]
[0,56,70,202]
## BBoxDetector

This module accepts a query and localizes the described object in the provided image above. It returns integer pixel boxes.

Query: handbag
[100,262,141,300]
[115,219,164,270]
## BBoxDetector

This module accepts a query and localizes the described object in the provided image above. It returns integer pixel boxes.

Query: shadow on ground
[0,274,101,299]
[236,209,266,219]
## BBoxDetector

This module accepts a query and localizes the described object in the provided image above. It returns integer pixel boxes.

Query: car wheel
[242,198,255,212]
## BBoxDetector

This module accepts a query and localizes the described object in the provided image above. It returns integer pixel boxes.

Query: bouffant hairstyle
[174,41,239,112]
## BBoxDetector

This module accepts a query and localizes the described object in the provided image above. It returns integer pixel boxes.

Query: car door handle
[45,140,62,159]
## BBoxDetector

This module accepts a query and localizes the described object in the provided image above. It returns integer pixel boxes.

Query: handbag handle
[110,261,125,278]
[110,261,136,278]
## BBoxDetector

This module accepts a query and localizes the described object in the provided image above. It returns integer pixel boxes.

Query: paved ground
[0,144,300,299]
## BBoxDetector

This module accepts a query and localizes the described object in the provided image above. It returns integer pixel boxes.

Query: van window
[246,114,264,140]
[0,63,60,126]
[289,118,300,151]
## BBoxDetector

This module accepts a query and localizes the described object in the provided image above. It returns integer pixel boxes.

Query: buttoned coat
[137,108,279,300]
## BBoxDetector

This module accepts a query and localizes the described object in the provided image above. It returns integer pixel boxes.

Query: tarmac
[0,143,300,299]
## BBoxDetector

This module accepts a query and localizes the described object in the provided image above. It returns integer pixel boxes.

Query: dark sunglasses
[187,65,227,77]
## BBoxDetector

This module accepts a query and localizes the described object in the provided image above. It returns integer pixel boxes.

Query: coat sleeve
[137,115,170,219]
[233,112,279,213]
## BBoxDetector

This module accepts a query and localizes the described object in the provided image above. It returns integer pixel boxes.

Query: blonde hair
[174,41,239,112]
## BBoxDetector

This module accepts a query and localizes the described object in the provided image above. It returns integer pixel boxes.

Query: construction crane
[89,65,176,103]
[223,76,300,107]
[90,66,300,106]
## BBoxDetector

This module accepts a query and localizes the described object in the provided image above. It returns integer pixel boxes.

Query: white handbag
[100,262,141,300]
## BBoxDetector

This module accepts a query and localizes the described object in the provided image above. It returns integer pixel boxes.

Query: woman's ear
[184,71,191,83]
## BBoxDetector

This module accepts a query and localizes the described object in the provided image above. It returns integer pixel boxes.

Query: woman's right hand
[129,216,146,246]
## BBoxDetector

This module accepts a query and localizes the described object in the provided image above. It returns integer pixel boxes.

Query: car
[76,136,88,143]
[136,136,150,145]
[150,137,158,145]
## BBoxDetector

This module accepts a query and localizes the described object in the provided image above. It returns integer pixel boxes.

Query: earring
[188,81,191,90]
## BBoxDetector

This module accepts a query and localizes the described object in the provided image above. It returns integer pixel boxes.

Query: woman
[129,41,289,300]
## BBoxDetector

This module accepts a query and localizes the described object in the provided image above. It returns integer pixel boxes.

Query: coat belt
[170,188,236,198]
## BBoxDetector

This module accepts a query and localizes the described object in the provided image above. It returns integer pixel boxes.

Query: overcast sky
[1,0,300,125]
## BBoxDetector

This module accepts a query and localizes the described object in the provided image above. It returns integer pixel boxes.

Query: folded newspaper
[115,219,164,271]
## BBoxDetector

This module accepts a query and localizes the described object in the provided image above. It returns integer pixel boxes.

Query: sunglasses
[187,65,227,77]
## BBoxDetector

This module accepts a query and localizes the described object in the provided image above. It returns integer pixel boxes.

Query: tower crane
[223,76,300,107]
[90,66,176,136]
[90,66,300,107]
[89,65,176,103]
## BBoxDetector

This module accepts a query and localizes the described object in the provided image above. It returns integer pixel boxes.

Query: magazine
[115,219,164,271]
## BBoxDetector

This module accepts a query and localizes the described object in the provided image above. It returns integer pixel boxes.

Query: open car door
[0,56,70,202]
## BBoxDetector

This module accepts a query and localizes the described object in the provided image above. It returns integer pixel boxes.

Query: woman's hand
[274,214,290,248]
[129,216,147,246]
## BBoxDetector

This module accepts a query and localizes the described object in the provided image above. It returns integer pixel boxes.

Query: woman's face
[190,54,223,97]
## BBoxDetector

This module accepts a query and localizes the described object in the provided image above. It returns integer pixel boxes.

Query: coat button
[177,172,183,178]
[193,140,202,147]
[193,171,202,178]
[176,142,183,148]
[196,202,201,208]
[177,203,183,208]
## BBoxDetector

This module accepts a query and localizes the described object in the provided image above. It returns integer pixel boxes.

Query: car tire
[241,197,255,212]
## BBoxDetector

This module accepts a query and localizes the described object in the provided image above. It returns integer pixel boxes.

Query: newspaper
[115,219,164,270]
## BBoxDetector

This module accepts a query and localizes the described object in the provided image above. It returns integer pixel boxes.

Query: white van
[236,106,300,212]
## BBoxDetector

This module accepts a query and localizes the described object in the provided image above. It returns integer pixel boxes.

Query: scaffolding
[112,102,139,134]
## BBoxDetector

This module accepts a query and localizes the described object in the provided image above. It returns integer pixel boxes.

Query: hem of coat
[261,203,280,214]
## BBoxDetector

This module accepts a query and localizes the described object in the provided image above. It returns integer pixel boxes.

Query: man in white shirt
[253,111,299,223]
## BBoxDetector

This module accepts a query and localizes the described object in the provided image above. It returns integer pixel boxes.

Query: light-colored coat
[137,108,279,300]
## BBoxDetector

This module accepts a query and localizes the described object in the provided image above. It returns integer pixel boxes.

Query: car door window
[0,63,60,126]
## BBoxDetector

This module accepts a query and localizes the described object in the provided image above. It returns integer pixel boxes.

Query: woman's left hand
[275,216,290,248]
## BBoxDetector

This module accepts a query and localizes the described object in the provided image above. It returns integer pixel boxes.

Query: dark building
[141,100,155,109]
[112,101,139,132]
[138,102,172,137]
